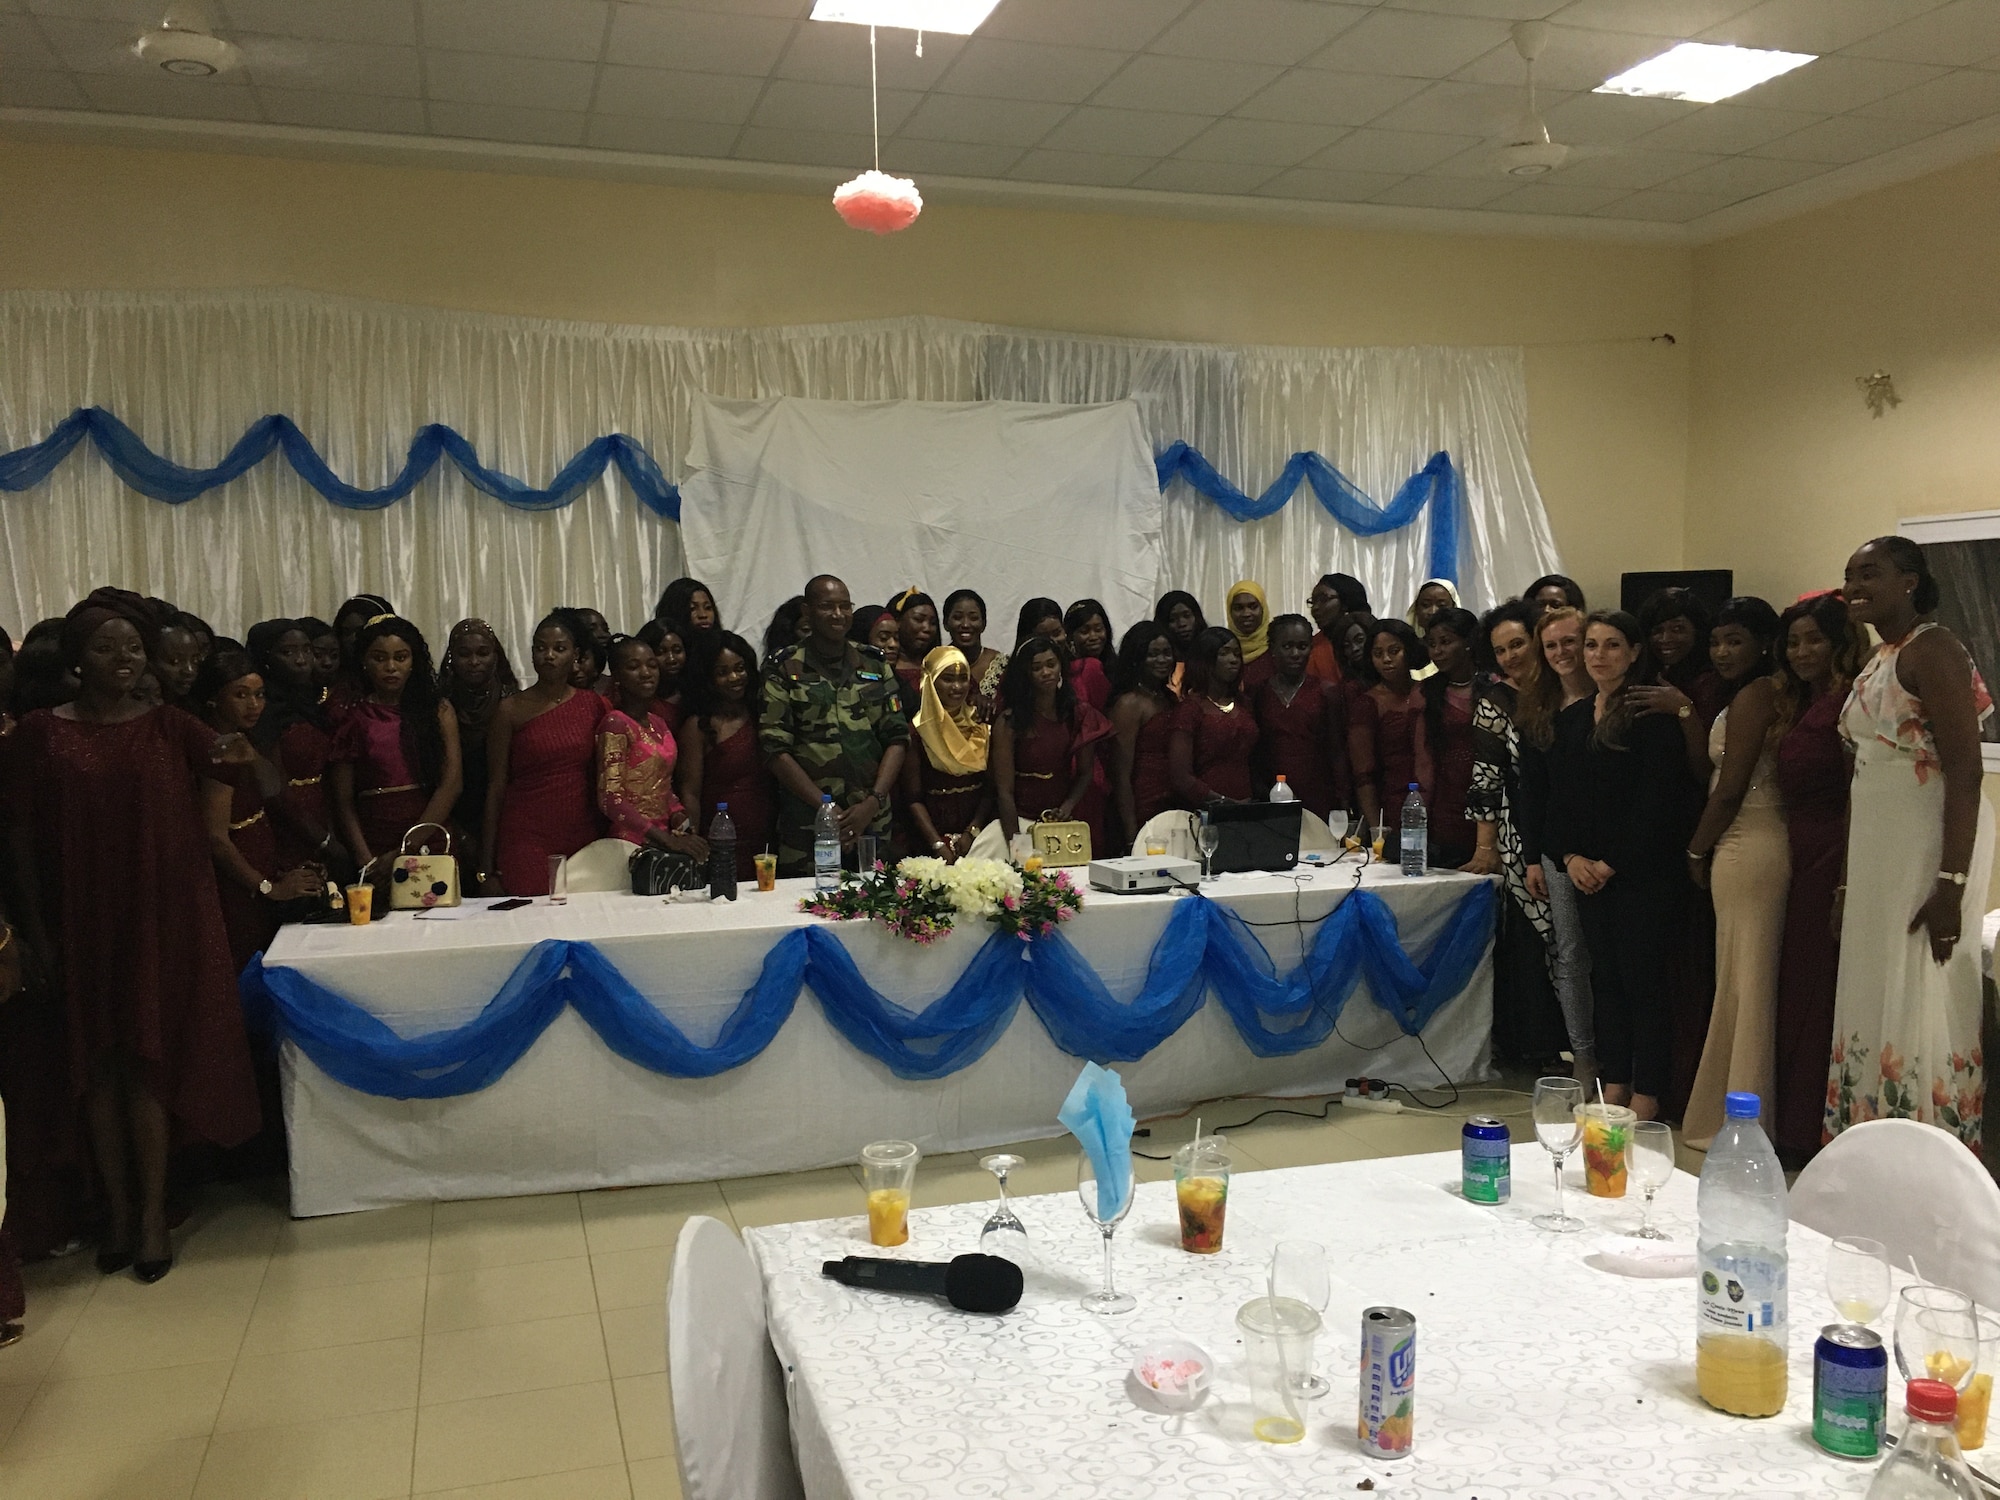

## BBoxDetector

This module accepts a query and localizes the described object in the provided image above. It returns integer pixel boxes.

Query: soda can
[1358,1306,1416,1458]
[1814,1323,1888,1459]
[1461,1116,1511,1204]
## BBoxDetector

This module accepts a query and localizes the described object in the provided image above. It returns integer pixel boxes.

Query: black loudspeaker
[1620,569,1733,616]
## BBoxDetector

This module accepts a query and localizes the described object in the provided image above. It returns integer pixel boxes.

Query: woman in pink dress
[678,632,776,883]
[483,610,606,896]
[993,636,1113,851]
[330,615,462,874]
[1169,626,1260,807]
[598,636,712,861]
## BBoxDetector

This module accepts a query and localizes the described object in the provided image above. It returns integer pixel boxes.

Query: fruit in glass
[1176,1175,1227,1254]
[867,1188,910,1247]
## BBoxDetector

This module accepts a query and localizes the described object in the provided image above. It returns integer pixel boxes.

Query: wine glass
[1825,1236,1891,1327]
[1625,1120,1676,1240]
[977,1153,1031,1265]
[1077,1152,1136,1316]
[1196,814,1221,883]
[1531,1076,1586,1233]
[1270,1240,1332,1398]
[1895,1284,1980,1390]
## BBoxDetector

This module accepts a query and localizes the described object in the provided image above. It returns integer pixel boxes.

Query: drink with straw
[1576,1102,1636,1197]
[1173,1130,1231,1254]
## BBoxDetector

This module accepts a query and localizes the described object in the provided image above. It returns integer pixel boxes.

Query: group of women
[0,536,1990,1331]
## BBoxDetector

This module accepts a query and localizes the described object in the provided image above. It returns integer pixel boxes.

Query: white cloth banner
[679,396,1161,643]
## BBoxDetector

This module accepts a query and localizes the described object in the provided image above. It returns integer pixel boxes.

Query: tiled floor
[0,1075,1663,1498]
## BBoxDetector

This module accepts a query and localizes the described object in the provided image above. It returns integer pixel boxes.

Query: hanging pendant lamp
[833,26,922,234]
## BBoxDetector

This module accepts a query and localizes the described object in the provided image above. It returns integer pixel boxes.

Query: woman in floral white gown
[1826,537,1993,1152]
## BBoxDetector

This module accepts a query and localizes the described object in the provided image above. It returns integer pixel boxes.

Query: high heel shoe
[133,1255,173,1285]
[95,1246,133,1276]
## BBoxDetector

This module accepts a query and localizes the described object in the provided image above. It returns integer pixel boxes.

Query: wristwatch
[258,878,274,897]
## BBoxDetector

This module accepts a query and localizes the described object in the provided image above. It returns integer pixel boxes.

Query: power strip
[1335,1094,1406,1115]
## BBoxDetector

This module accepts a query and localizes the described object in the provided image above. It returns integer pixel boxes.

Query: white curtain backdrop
[0,291,1562,662]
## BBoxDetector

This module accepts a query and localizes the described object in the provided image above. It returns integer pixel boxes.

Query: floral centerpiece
[801,856,1083,944]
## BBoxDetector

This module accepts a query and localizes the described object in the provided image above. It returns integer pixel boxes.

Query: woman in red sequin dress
[994,636,1112,851]
[483,611,606,896]
[1168,627,1260,806]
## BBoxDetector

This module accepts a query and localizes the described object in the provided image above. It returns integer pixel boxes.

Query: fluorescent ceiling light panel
[1594,42,1815,104]
[809,0,1001,34]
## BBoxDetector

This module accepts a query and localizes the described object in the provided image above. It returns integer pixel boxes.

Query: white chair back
[562,838,637,894]
[669,1215,804,1500]
[1299,809,1345,856]
[965,820,1010,864]
[1790,1118,2000,1308]
[1131,810,1200,860]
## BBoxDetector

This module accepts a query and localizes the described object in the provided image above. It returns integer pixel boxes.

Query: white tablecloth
[267,866,1492,1216]
[748,1147,1883,1500]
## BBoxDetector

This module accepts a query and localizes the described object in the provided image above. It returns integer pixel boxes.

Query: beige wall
[0,139,1690,610]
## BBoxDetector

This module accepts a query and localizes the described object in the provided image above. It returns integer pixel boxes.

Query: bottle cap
[1724,1092,1760,1120]
[1275,774,1287,782]
[1907,1379,1959,1423]
[822,793,833,802]
[717,802,728,811]
[1407,782,1419,791]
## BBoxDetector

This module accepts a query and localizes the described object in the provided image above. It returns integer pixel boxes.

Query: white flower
[889,856,1022,918]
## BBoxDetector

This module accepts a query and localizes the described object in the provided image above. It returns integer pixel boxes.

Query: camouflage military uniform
[759,640,910,876]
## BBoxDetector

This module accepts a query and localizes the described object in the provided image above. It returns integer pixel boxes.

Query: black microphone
[820,1253,1024,1313]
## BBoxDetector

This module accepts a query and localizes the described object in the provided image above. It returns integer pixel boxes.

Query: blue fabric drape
[241,884,1495,1100]
[1156,443,1461,582]
[0,407,1457,568]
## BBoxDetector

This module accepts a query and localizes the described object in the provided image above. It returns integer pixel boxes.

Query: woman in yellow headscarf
[900,645,993,863]
[1226,580,1277,692]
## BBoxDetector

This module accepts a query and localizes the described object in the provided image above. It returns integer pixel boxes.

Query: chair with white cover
[668,1215,805,1500]
[1130,809,1200,861]
[1789,1117,2000,1308]
[560,837,636,894]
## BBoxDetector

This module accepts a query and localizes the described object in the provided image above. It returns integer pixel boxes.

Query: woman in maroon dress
[1017,597,1111,712]
[1169,627,1260,807]
[1770,592,1867,1165]
[637,620,688,738]
[1349,619,1434,859]
[678,632,775,883]
[1064,600,1117,683]
[440,618,518,886]
[330,616,462,875]
[5,589,261,1280]
[1251,615,1348,818]
[891,589,941,701]
[1110,622,1180,847]
[1421,607,1482,868]
[196,651,324,973]
[901,646,993,862]
[943,590,1007,724]
[482,611,606,897]
[325,594,396,727]
[247,619,340,874]
[994,636,1113,850]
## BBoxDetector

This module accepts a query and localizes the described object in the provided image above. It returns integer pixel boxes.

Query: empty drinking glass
[547,854,569,905]
[977,1154,1031,1265]
[1196,813,1221,883]
[1625,1119,1676,1239]
[1531,1075,1586,1233]
[1825,1236,1891,1327]
[1269,1240,1332,1398]
[1896,1284,1981,1391]
[1077,1152,1136,1316]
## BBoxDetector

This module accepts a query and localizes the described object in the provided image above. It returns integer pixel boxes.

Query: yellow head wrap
[913,645,989,777]
[1226,580,1270,663]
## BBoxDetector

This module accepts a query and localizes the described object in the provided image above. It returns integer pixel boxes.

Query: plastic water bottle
[1695,1091,1790,1417]
[708,802,737,902]
[1399,784,1426,877]
[1867,1381,1982,1499]
[814,794,842,892]
[1269,774,1297,804]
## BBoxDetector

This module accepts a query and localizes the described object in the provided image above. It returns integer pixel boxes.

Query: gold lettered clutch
[1030,813,1091,868]
[386,822,461,909]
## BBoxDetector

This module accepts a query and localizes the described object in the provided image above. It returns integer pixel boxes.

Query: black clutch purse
[630,844,704,896]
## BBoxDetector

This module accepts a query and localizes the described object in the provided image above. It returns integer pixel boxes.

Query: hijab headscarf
[913,645,988,777]
[1225,580,1270,664]
[1404,578,1462,629]
[61,587,165,665]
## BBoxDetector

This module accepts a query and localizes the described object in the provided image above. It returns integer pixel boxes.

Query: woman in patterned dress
[942,589,1007,724]
[1825,537,1993,1153]
[598,636,708,859]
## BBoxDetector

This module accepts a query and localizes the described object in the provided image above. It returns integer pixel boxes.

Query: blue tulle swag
[0,406,1459,575]
[240,884,1494,1099]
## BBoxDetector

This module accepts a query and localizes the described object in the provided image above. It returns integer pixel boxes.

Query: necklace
[1205,693,1237,713]
[1270,678,1304,707]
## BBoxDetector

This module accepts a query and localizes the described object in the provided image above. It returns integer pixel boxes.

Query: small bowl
[1131,1339,1214,1413]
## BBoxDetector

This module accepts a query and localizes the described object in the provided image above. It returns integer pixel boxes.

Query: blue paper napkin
[1058,1061,1135,1222]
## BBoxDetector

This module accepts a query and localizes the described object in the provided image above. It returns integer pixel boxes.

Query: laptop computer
[1206,801,1303,874]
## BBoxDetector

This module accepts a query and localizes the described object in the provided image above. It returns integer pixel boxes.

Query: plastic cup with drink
[1575,1101,1636,1197]
[859,1140,920,1248]
[1173,1135,1231,1254]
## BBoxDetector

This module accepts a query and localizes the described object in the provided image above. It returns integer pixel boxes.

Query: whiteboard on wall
[678,395,1162,656]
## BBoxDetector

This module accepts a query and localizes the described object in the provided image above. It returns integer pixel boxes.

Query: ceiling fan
[130,0,241,77]
[1492,21,1571,178]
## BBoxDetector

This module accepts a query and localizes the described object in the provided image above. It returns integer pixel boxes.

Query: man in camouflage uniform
[760,575,909,876]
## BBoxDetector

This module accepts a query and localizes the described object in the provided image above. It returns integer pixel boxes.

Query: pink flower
[1934,1079,1953,1111]
[1880,1044,1905,1084]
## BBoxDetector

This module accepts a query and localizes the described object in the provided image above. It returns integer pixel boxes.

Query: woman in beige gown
[1683,598,1789,1147]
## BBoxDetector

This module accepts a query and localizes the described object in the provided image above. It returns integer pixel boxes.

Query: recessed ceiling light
[809,0,1001,34]
[1594,42,1815,104]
